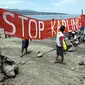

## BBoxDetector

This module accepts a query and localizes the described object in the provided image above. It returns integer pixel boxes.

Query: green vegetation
[7,9,67,15]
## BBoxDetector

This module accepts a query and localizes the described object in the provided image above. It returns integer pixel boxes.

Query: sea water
[25,14,79,20]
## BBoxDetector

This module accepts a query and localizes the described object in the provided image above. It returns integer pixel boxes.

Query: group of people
[20,25,66,64]
[3,25,71,64]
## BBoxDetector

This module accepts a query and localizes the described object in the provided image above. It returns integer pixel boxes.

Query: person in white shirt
[54,25,65,64]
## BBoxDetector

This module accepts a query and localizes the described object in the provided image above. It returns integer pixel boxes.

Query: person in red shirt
[54,25,66,64]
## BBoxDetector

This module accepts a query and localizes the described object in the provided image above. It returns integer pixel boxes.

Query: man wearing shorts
[54,25,65,64]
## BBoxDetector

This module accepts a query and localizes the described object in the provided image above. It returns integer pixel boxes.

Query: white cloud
[77,0,85,4]
[6,1,24,4]
[54,0,74,6]
[0,0,85,14]
[0,0,34,6]
[2,0,33,5]
[0,0,36,9]
[54,0,85,6]
[78,0,85,2]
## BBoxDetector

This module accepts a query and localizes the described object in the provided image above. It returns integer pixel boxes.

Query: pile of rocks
[0,47,19,82]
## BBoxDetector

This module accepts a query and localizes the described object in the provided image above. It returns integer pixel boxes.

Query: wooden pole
[81,9,83,15]
[81,10,84,31]
[0,47,2,55]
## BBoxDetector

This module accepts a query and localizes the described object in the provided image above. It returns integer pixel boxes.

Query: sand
[0,29,85,85]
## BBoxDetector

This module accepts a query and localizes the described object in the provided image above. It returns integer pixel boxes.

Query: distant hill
[6,9,67,15]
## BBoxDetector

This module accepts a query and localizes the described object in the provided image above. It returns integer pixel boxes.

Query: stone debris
[0,55,19,82]
[79,61,85,65]
[37,51,43,58]
[70,67,75,71]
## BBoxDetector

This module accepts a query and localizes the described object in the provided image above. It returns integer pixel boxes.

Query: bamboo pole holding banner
[81,9,85,34]
[81,9,84,26]
[81,10,85,35]
[81,10,83,15]
[81,10,85,34]
[0,47,2,55]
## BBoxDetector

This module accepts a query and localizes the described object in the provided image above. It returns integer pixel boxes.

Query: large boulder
[3,63,19,78]
[0,55,19,78]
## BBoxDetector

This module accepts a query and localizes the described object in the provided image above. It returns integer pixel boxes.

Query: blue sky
[0,0,85,14]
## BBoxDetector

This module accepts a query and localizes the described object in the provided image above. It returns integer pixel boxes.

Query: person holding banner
[54,25,66,64]
[4,29,10,38]
[21,39,29,57]
[71,29,76,39]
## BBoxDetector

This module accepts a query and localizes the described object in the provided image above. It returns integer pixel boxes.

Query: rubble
[0,34,85,85]
[0,54,19,82]
[79,61,85,65]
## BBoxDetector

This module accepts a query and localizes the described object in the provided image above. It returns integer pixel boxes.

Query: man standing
[54,25,66,64]
[21,39,29,57]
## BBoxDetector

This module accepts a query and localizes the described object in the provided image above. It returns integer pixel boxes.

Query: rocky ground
[0,29,85,85]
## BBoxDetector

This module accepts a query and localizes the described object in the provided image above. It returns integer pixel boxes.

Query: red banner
[0,8,84,39]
